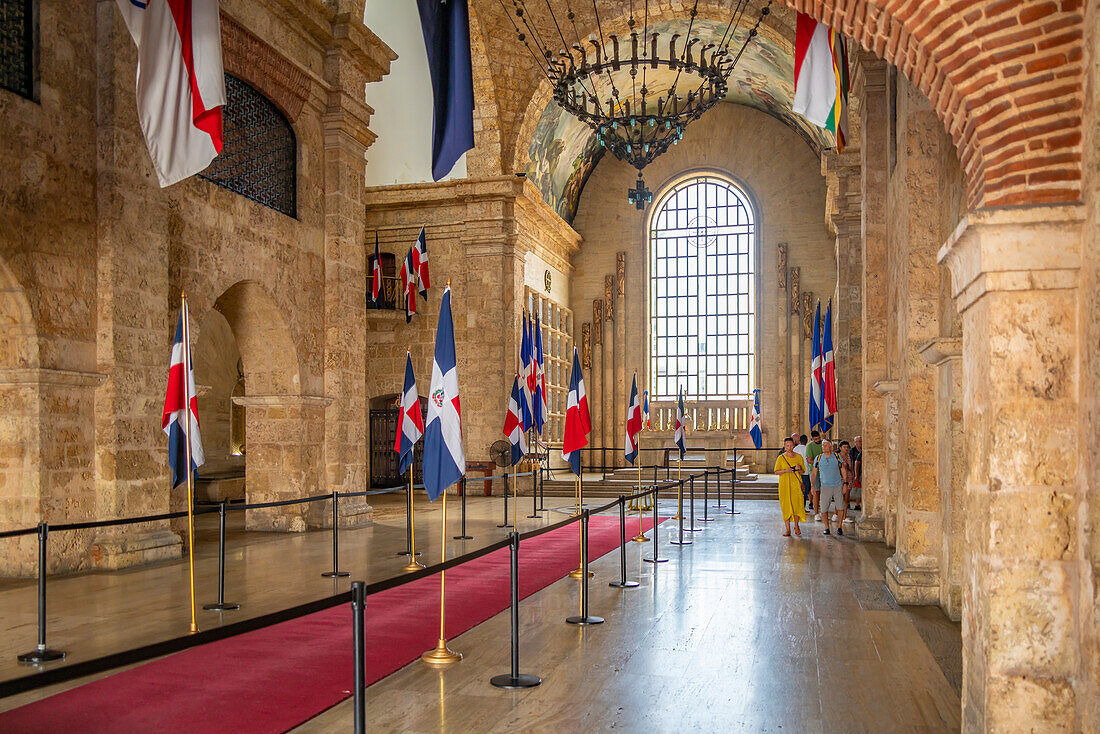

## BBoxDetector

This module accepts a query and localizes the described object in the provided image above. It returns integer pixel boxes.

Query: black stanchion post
[396,483,416,557]
[17,523,66,664]
[670,479,692,546]
[527,464,540,518]
[715,465,724,509]
[700,470,713,522]
[351,580,366,734]
[643,485,668,563]
[491,532,541,689]
[728,453,740,516]
[203,502,240,611]
[454,477,473,540]
[609,497,639,589]
[566,510,604,625]
[497,469,513,529]
[322,491,349,578]
[687,475,701,531]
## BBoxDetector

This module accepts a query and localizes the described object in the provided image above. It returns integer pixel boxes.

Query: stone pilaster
[590,300,603,469]
[825,151,863,440]
[940,204,1084,733]
[614,253,626,468]
[601,279,614,474]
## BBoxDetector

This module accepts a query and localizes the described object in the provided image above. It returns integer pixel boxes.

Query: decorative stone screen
[526,287,572,443]
[200,74,296,218]
[649,174,756,400]
[0,0,34,100]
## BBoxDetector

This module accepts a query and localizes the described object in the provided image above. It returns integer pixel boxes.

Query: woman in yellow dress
[774,437,806,536]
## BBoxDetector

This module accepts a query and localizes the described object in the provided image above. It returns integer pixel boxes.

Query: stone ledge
[885,554,941,606]
[916,337,962,366]
[89,528,182,570]
[855,515,885,542]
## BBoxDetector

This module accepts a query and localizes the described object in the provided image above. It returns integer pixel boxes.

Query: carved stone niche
[790,266,801,314]
[777,243,788,289]
[616,252,626,297]
[582,324,592,369]
[604,275,615,321]
[802,292,815,338]
[593,300,603,345]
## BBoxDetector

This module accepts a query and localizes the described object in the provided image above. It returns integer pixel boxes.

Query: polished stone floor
[0,494,961,731]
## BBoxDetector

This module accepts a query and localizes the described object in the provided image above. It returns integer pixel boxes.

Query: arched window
[649,174,756,401]
[200,74,296,217]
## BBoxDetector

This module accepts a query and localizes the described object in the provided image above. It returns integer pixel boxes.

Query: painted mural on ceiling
[525,18,836,223]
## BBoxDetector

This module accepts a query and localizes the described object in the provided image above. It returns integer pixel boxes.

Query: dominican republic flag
[371,232,382,303]
[423,286,465,500]
[793,13,849,152]
[400,247,418,323]
[161,302,204,488]
[412,227,430,300]
[625,374,642,465]
[673,387,686,460]
[503,373,528,465]
[518,313,533,431]
[533,313,547,434]
[561,347,591,475]
[394,352,424,476]
[822,299,837,420]
[810,301,824,432]
[115,0,225,188]
[643,389,651,429]
[417,0,475,181]
[749,389,763,449]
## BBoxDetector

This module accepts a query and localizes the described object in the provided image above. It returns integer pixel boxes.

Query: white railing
[649,399,753,432]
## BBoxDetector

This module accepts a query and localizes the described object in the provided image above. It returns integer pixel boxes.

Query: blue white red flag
[643,389,650,429]
[394,352,424,476]
[810,301,824,432]
[533,313,547,435]
[503,373,528,465]
[673,386,686,459]
[822,299,837,431]
[417,0,475,181]
[518,313,533,431]
[749,389,763,449]
[400,248,418,323]
[371,231,382,303]
[625,374,642,465]
[412,227,430,300]
[423,286,465,500]
[114,0,225,187]
[561,347,591,475]
[161,303,204,488]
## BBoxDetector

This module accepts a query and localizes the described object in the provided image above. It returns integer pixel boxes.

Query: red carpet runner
[2,514,658,734]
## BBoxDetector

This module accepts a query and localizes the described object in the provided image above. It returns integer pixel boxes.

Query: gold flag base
[632,533,650,543]
[569,567,594,579]
[421,638,462,665]
[402,558,426,572]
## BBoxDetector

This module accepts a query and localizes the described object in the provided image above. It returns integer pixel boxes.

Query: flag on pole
[416,0,475,181]
[822,299,837,421]
[625,374,642,465]
[749,389,763,449]
[793,12,849,152]
[412,227,430,300]
[503,373,528,465]
[810,301,824,432]
[561,347,591,475]
[371,232,382,303]
[162,304,205,487]
[526,315,538,425]
[643,389,651,429]
[114,0,225,187]
[533,312,547,434]
[400,248,418,323]
[394,352,424,476]
[518,313,533,431]
[423,285,465,501]
[673,386,686,460]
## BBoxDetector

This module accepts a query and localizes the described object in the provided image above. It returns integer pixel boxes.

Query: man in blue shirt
[811,439,848,535]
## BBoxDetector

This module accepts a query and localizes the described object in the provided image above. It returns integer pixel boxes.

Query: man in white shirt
[793,434,810,511]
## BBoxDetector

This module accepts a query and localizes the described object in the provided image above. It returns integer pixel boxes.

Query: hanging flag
[400,247,418,323]
[822,299,837,422]
[533,312,547,435]
[517,312,533,431]
[371,232,382,303]
[503,373,528,465]
[161,303,205,488]
[749,389,763,449]
[423,286,465,501]
[412,227,431,300]
[643,389,651,429]
[394,352,424,475]
[114,0,225,187]
[673,387,687,460]
[561,347,591,476]
[793,12,849,152]
[625,374,642,465]
[810,301,824,432]
[416,0,475,181]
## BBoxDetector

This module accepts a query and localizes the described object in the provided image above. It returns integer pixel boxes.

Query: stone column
[602,276,615,474]
[940,205,1084,732]
[590,301,603,470]
[614,254,627,468]
[854,54,889,543]
[775,245,789,432]
[789,268,801,430]
[827,153,863,439]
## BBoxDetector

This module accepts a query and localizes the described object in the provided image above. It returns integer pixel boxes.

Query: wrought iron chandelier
[500,0,773,208]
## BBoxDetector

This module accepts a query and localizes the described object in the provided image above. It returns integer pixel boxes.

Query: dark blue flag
[417,0,475,181]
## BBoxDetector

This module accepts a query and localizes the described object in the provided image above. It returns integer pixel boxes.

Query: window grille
[0,0,34,100]
[200,74,296,217]
[526,288,572,442]
[649,175,756,401]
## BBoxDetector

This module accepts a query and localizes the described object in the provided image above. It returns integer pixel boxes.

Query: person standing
[774,437,806,537]
[806,430,823,520]
[839,440,853,511]
[812,440,847,535]
[851,435,863,511]
[794,434,810,509]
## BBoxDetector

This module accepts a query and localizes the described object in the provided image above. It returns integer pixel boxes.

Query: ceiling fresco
[525,18,836,223]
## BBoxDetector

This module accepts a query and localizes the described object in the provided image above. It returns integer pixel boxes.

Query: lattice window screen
[0,0,34,100]
[526,287,572,443]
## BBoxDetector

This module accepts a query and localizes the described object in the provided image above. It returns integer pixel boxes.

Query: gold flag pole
[676,457,683,521]
[422,488,461,664]
[403,470,424,572]
[633,459,649,542]
[180,292,198,634]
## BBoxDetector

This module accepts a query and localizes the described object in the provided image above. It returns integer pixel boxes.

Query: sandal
[782,531,791,537]
[794,527,801,536]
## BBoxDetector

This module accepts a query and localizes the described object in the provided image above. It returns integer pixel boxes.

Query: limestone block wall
[570,103,834,451]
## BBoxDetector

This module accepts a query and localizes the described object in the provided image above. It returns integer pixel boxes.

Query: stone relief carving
[777,243,788,289]
[616,252,626,297]
[604,275,615,322]
[581,324,592,369]
[802,291,815,338]
[593,300,603,345]
[790,266,800,314]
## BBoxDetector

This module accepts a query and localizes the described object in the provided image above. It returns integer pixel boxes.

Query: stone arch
[213,280,301,397]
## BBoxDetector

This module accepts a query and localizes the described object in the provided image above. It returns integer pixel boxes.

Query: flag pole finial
[447,277,451,287]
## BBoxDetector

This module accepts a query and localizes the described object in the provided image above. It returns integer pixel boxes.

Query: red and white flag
[412,227,430,300]
[561,347,591,475]
[161,300,204,488]
[115,0,226,187]
[394,352,424,475]
[400,248,418,323]
[625,373,641,465]
[371,232,382,303]
[503,373,528,465]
